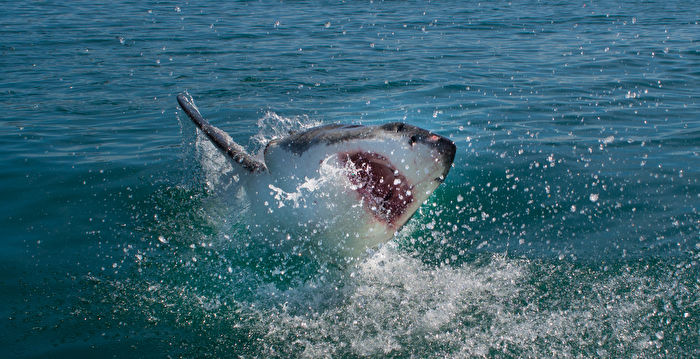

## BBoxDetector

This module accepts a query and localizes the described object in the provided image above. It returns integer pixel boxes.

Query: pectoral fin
[177,93,267,173]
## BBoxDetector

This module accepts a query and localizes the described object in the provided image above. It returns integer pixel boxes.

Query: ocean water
[2,1,698,357]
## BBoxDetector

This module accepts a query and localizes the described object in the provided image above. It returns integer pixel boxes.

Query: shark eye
[409,135,418,146]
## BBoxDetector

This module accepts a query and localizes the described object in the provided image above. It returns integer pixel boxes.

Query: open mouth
[340,152,414,226]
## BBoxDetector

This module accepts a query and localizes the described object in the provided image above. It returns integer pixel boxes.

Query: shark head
[262,122,456,256]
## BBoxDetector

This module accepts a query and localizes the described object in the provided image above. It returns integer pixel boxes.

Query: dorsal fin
[177,93,267,173]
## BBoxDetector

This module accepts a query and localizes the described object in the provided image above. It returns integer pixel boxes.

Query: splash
[193,111,322,192]
[251,111,322,153]
[195,133,237,190]
[265,154,351,210]
[83,241,697,358]
[194,111,326,204]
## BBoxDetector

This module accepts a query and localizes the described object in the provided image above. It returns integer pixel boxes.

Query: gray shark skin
[268,122,455,181]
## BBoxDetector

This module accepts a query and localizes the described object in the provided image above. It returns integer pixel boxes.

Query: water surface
[1,1,698,357]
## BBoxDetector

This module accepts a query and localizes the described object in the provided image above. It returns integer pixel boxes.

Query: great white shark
[177,93,456,259]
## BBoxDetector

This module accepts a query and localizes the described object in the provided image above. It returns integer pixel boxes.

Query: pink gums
[340,152,414,227]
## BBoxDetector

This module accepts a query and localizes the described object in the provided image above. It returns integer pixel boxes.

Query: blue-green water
[2,1,698,357]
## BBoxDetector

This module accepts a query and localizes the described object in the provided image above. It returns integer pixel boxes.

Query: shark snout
[416,133,455,182]
[429,134,456,164]
[434,136,456,180]
[381,122,456,180]
[414,131,456,176]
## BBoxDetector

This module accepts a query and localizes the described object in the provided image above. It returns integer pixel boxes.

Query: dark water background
[1,1,698,357]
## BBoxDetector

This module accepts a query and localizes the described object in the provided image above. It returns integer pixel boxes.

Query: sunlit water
[2,1,698,358]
